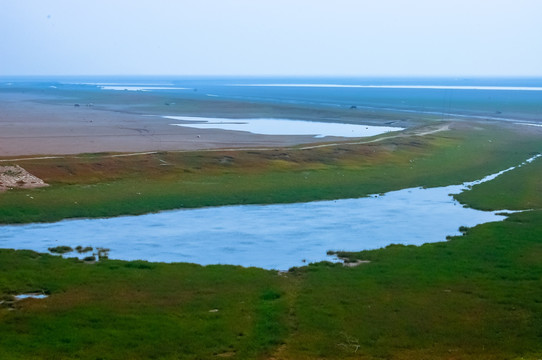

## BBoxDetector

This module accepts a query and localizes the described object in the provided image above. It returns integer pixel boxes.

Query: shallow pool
[166,116,403,138]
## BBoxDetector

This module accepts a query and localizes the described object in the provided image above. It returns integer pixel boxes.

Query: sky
[1,0,541,77]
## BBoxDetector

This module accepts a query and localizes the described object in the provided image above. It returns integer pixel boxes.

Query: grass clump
[123,261,154,270]
[260,289,282,301]
[75,246,93,253]
[95,247,110,260]
[48,246,73,254]
[458,225,470,234]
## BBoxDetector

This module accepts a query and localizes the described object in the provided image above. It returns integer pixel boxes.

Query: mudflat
[0,93,328,157]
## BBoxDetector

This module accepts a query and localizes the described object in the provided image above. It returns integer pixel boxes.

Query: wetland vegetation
[1,116,542,358]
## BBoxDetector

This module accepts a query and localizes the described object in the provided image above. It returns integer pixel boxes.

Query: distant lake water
[3,76,541,122]
[1,156,537,270]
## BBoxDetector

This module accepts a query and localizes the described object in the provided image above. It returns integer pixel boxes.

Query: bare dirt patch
[0,165,49,192]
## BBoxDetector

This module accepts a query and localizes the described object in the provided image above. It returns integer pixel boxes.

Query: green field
[1,121,542,359]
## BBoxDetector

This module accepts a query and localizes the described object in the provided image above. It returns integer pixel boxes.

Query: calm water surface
[166,116,403,138]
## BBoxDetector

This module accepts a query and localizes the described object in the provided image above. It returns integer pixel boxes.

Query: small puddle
[14,293,48,300]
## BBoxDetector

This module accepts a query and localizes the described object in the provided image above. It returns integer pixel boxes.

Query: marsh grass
[75,246,93,254]
[0,250,291,359]
[48,246,73,254]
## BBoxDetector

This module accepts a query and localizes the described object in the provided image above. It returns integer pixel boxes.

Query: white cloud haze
[1,0,541,76]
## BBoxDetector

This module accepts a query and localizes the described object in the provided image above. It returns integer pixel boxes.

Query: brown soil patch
[0,165,49,192]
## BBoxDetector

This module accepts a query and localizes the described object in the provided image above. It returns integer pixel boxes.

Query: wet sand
[0,93,333,157]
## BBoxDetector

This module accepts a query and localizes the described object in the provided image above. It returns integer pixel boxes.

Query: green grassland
[0,254,291,359]
[1,121,542,359]
[455,150,542,211]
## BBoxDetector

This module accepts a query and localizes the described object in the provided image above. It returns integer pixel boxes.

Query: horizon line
[2,74,542,79]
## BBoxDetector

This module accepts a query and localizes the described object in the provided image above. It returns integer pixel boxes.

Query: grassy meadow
[1,121,542,359]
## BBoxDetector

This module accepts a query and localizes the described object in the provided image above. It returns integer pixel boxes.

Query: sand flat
[0,94,325,157]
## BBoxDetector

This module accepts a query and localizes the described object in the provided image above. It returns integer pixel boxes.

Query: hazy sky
[1,0,541,76]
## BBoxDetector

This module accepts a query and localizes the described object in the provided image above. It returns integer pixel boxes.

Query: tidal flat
[1,78,542,359]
